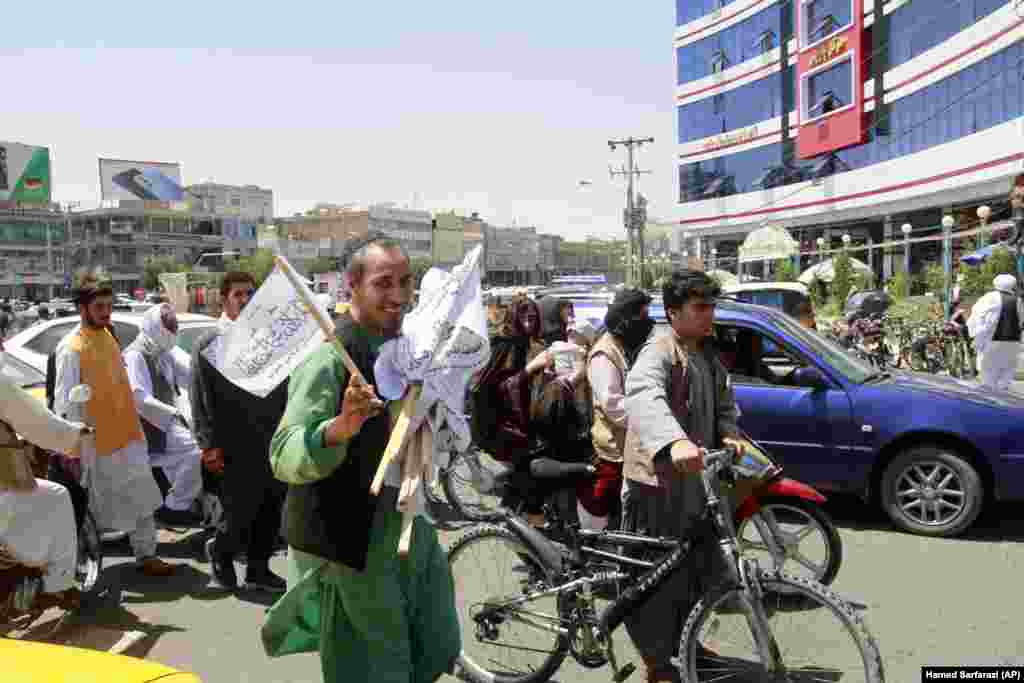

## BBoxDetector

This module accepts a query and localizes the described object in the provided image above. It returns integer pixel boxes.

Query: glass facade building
[675,0,1023,279]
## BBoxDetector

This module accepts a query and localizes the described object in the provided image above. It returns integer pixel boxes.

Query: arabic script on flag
[202,258,325,397]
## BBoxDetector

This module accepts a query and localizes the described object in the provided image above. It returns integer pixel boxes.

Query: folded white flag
[202,257,325,397]
[374,245,490,453]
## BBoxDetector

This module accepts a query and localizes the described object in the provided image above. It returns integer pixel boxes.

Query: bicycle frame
[474,449,786,681]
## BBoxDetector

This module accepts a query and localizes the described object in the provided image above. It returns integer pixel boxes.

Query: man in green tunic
[262,237,461,683]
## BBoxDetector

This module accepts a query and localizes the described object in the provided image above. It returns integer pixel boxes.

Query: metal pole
[942,215,954,320]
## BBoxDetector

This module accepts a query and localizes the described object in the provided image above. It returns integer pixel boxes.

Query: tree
[306,256,337,276]
[890,270,911,299]
[143,255,190,291]
[774,258,798,282]
[225,249,276,286]
[830,250,853,306]
[409,257,433,288]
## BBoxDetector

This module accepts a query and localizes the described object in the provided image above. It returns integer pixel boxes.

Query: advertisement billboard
[99,158,186,202]
[795,0,866,159]
[0,142,52,204]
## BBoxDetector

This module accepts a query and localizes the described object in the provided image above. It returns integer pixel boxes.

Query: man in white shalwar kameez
[0,355,89,609]
[124,304,203,527]
[53,270,177,577]
[967,274,1023,392]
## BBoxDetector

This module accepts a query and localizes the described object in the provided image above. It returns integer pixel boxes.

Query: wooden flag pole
[370,383,423,496]
[273,255,367,386]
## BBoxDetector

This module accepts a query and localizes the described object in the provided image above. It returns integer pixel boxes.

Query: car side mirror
[792,367,827,389]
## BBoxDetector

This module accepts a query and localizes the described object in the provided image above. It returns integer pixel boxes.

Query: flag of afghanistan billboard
[98,158,186,202]
[0,142,52,204]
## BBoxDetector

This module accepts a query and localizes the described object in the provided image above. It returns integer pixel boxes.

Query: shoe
[243,569,286,593]
[138,557,178,577]
[155,506,203,527]
[206,538,237,590]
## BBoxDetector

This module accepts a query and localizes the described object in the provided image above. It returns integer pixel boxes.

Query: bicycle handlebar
[530,458,595,480]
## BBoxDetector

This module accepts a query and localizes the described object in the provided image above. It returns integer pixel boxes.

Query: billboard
[795,0,867,159]
[0,142,51,204]
[99,158,186,202]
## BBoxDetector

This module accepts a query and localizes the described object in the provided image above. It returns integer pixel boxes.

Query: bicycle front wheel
[678,572,883,682]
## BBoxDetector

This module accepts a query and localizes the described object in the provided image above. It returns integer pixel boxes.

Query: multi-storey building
[485,224,541,285]
[675,0,1022,279]
[0,206,68,300]
[282,204,432,262]
[66,205,231,294]
[186,182,274,222]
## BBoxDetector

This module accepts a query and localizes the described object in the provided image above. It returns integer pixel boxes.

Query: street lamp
[977,204,991,249]
[901,223,912,276]
[711,247,718,271]
[942,214,956,319]
[841,233,851,249]
[816,237,826,264]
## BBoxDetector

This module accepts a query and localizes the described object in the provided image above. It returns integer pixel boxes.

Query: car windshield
[1,352,45,387]
[767,312,874,382]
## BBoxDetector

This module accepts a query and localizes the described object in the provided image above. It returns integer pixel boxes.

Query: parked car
[583,299,1024,537]
[3,639,202,682]
[1,350,47,403]
[723,281,811,317]
[3,312,218,378]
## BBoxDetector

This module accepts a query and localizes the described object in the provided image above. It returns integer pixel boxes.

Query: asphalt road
[14,481,1023,683]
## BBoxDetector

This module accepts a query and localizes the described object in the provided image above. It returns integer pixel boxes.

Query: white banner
[202,258,325,397]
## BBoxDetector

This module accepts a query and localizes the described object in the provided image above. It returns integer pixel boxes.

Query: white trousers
[152,421,203,512]
[0,480,78,592]
[977,341,1019,392]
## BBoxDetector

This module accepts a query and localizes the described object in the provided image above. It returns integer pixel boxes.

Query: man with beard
[261,237,460,683]
[53,268,175,576]
[124,304,203,527]
[190,271,288,592]
[581,289,653,531]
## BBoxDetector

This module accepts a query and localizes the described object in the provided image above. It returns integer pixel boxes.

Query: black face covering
[619,315,655,353]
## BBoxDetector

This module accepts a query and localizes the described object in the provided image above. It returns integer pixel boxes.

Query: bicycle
[447,448,882,683]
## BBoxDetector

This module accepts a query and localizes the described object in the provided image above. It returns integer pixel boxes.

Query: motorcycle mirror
[69,384,92,404]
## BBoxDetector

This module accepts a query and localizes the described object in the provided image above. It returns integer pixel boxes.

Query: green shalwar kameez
[261,338,461,683]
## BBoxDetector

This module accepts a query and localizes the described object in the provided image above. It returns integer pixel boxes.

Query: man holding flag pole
[259,234,479,683]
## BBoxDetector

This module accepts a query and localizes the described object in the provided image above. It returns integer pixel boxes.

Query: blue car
[574,297,1024,537]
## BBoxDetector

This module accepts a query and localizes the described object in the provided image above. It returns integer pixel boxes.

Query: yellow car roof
[0,640,200,682]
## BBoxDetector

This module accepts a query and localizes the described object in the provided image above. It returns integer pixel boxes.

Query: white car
[3,311,218,378]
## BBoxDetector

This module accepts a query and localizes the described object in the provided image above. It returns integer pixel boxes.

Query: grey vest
[140,354,178,454]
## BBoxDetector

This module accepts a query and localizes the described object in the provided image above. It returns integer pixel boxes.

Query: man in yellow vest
[581,289,654,530]
[53,268,176,577]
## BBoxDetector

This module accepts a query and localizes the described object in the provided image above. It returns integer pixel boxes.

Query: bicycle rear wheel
[447,525,568,683]
[443,449,508,524]
[678,572,883,682]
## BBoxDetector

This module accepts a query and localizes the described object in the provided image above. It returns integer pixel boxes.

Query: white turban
[994,274,1017,294]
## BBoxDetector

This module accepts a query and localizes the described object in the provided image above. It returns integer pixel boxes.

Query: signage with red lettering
[795,0,866,159]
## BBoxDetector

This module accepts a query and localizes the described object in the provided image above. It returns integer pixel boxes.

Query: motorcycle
[1,385,103,640]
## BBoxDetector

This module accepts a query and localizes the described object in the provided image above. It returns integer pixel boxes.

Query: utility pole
[609,136,654,287]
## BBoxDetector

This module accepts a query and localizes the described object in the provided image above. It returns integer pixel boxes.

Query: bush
[831,250,853,306]
[890,270,910,299]
[774,258,798,282]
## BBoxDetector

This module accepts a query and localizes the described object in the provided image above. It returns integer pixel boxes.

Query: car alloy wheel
[881,445,983,537]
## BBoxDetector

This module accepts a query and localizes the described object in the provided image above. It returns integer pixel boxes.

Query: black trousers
[212,455,284,571]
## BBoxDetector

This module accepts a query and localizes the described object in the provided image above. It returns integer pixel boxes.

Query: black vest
[994,291,1022,342]
[282,314,394,572]
[140,353,178,454]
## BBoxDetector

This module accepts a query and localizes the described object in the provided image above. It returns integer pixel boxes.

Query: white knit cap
[994,274,1017,293]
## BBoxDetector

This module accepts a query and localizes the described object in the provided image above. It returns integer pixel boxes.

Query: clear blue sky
[5,1,676,239]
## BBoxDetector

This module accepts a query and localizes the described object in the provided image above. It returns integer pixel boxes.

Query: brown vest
[588,333,629,463]
[67,327,144,457]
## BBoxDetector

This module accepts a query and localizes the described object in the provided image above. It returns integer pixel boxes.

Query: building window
[802,0,852,47]
[803,57,853,121]
[889,0,1007,68]
[676,4,782,84]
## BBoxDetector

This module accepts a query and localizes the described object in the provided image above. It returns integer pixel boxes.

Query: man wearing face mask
[124,304,203,527]
[582,289,653,531]
[191,271,289,592]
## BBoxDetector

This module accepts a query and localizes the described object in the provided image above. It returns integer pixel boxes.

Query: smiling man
[262,236,460,683]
